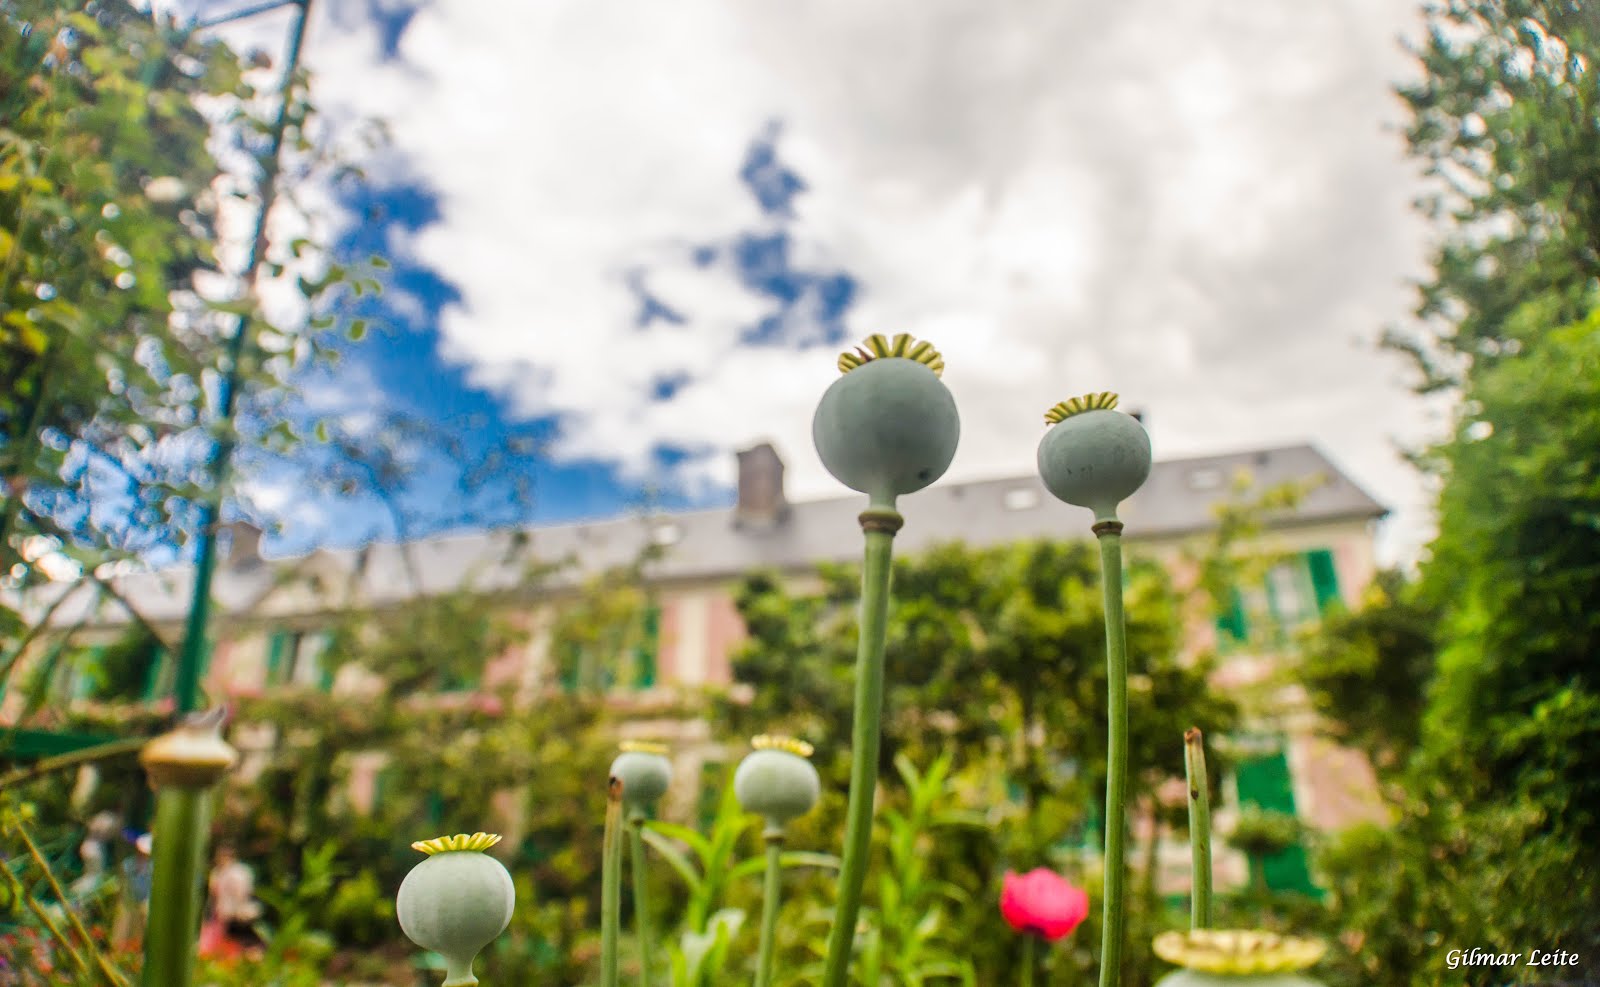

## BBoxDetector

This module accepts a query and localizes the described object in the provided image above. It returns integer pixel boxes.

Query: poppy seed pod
[397,833,516,987]
[1152,930,1329,987]
[1036,392,1152,523]
[734,735,821,829]
[609,741,672,813]
[813,334,959,505]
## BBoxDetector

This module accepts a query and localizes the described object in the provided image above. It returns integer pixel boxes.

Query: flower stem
[602,777,624,987]
[142,787,214,987]
[1022,934,1036,987]
[820,504,902,987]
[1094,522,1128,987]
[754,828,785,987]
[1183,727,1213,930]
[629,813,653,987]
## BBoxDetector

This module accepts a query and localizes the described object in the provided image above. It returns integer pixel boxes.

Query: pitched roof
[22,442,1385,628]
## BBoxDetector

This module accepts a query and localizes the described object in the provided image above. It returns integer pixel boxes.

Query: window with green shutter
[1233,739,1320,896]
[266,630,333,691]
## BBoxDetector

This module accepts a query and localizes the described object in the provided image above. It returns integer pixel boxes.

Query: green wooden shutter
[141,647,168,701]
[1215,586,1249,648]
[634,606,660,689]
[1262,571,1285,645]
[558,640,580,694]
[318,641,336,692]
[1234,741,1319,896]
[265,631,290,687]
[1305,549,1341,615]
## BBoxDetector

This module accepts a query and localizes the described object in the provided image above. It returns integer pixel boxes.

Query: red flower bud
[999,868,1090,942]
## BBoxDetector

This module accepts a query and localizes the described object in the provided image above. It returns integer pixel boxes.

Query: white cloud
[203,0,1444,566]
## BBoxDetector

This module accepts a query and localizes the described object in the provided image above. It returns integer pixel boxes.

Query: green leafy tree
[1291,570,1439,778]
[725,538,1237,866]
[1312,4,1600,982]
[1385,0,1600,394]
[0,0,372,584]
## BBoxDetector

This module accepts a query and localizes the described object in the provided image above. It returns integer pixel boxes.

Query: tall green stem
[1021,933,1036,987]
[629,813,653,987]
[754,829,784,987]
[142,787,213,987]
[601,778,624,987]
[820,505,901,987]
[1184,727,1213,930]
[1094,523,1128,987]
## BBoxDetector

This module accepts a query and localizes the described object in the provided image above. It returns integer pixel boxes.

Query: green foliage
[1386,0,1600,393]
[1291,570,1439,776]
[83,626,162,703]
[1302,5,1600,981]
[0,0,381,585]
[791,753,982,986]
[323,586,528,697]
[726,538,1237,854]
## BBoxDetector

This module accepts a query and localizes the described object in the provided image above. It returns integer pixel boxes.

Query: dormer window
[1003,488,1039,511]
[1187,468,1223,490]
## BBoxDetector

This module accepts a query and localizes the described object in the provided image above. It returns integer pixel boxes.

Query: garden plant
[375,334,1332,986]
[7,1,1600,983]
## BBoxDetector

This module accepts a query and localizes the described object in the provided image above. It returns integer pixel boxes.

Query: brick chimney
[220,520,263,568]
[734,442,789,528]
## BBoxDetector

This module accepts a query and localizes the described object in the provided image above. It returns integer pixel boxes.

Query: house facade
[5,439,1390,892]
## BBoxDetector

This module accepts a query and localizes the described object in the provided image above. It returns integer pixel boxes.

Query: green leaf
[726,850,840,881]
[645,820,715,864]
[638,828,701,891]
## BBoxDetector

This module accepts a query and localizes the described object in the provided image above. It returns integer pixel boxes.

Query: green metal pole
[173,0,312,715]
[1095,522,1128,987]
[1184,727,1213,930]
[820,504,901,987]
[138,716,237,987]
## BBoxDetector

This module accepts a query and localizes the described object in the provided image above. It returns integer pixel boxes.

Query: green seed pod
[813,333,959,504]
[1152,930,1328,987]
[397,833,516,987]
[610,741,672,813]
[734,735,821,829]
[1036,392,1152,523]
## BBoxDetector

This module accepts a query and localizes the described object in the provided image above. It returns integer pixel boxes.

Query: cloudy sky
[191,0,1448,566]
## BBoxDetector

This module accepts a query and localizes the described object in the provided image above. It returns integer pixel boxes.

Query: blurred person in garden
[111,832,152,951]
[202,843,263,959]
[69,811,120,900]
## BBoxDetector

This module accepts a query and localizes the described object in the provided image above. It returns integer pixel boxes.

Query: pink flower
[999,868,1090,941]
